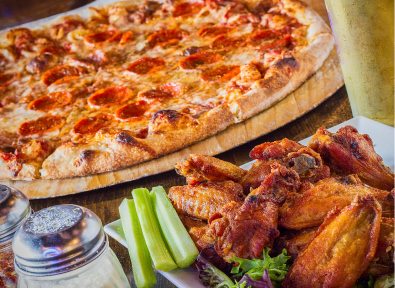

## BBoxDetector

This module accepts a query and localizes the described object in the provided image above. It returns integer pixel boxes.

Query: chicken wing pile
[168,125,394,288]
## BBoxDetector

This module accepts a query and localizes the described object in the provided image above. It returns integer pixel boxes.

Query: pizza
[0,0,334,180]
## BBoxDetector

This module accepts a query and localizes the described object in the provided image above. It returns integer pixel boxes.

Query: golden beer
[325,0,394,126]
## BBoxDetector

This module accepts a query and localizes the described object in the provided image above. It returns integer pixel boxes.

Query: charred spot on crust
[150,110,183,124]
[74,150,95,167]
[115,131,157,157]
[116,131,137,145]
[276,56,300,75]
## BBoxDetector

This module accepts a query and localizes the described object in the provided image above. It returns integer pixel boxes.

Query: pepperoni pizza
[0,0,334,180]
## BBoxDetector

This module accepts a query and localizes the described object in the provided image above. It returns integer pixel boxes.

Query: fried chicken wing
[178,215,216,251]
[169,180,244,221]
[175,154,247,185]
[242,142,329,194]
[248,164,300,203]
[308,126,394,191]
[276,218,394,272]
[279,175,394,230]
[282,195,382,288]
[207,195,280,261]
[273,227,318,261]
[249,138,303,160]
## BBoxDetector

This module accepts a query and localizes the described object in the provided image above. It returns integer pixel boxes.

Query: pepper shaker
[13,204,130,288]
[0,185,32,288]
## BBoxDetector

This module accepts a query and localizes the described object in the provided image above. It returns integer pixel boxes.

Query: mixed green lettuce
[195,248,290,288]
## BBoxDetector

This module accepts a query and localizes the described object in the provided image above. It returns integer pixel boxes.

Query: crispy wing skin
[275,218,394,271]
[178,215,216,251]
[240,160,274,194]
[178,215,213,250]
[249,164,300,203]
[207,195,280,261]
[308,126,394,191]
[279,175,393,230]
[242,145,329,194]
[282,195,382,288]
[169,180,244,221]
[249,138,303,160]
[273,227,318,261]
[175,154,247,185]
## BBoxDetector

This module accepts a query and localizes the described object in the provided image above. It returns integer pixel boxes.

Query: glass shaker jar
[13,204,130,288]
[0,185,31,288]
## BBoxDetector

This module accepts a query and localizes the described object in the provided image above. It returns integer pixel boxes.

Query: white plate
[104,116,394,288]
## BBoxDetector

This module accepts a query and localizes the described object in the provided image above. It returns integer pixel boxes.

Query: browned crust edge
[40,105,235,178]
[229,0,334,121]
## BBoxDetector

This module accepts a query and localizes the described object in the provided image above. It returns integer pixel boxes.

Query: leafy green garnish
[229,248,290,287]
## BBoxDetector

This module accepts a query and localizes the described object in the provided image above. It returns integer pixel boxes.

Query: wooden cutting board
[0,0,344,199]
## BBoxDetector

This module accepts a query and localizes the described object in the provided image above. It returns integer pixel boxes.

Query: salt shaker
[0,185,32,288]
[13,204,130,288]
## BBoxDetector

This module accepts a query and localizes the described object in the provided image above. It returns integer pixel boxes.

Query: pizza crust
[41,105,235,178]
[229,0,334,121]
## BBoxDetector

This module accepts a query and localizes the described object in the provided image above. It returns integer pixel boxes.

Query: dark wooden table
[1,0,353,287]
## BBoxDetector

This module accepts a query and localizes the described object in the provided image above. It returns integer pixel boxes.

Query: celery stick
[132,188,177,272]
[119,199,156,288]
[151,186,199,268]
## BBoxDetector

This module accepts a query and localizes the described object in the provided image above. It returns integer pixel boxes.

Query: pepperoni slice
[179,52,222,70]
[148,29,186,48]
[198,26,234,38]
[259,35,292,51]
[200,65,240,82]
[115,101,150,121]
[88,86,133,109]
[42,65,85,86]
[40,45,65,55]
[173,1,204,17]
[0,152,16,162]
[210,35,246,50]
[84,30,121,47]
[139,82,184,101]
[28,91,72,111]
[0,73,18,87]
[157,82,184,96]
[18,115,64,136]
[125,58,166,75]
[247,27,291,47]
[73,114,113,135]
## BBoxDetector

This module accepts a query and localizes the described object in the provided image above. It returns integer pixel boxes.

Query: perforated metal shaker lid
[13,204,107,276]
[0,185,31,240]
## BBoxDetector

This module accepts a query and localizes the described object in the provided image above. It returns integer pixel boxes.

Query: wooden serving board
[0,0,344,199]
